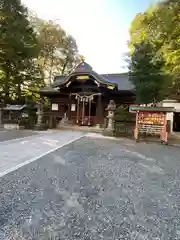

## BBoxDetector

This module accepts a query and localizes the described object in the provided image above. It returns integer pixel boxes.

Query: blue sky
[22,0,158,73]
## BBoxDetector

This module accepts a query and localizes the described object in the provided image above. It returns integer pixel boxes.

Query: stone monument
[103,100,116,136]
[35,100,44,130]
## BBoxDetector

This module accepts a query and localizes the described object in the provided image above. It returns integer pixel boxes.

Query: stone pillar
[35,99,44,129]
[103,100,116,136]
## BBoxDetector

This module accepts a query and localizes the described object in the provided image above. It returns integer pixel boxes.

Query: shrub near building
[114,105,135,137]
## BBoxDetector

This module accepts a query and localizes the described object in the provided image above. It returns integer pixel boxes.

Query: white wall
[161,100,180,132]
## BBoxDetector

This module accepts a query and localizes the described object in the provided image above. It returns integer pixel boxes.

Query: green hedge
[114,105,135,137]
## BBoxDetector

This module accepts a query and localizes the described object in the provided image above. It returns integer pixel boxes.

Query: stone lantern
[103,100,116,136]
[35,99,44,128]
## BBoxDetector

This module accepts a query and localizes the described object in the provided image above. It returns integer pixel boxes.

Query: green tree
[128,0,180,101]
[146,0,180,93]
[129,42,169,104]
[0,0,43,103]
[59,35,79,75]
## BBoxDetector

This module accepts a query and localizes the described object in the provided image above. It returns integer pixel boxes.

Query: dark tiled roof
[54,72,133,91]
[51,61,134,91]
[101,73,134,91]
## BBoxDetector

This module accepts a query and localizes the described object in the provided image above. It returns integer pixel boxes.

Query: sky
[22,0,157,74]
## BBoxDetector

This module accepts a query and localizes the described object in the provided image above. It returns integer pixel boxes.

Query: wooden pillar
[49,116,53,129]
[82,97,85,125]
[96,94,103,127]
[88,98,91,126]
[76,97,80,124]
[134,111,139,140]
[68,94,71,121]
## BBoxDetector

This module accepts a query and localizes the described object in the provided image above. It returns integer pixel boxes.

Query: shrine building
[36,60,135,128]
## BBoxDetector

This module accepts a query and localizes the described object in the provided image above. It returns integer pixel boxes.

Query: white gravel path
[0,131,85,177]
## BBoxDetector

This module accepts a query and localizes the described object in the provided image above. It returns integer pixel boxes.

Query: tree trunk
[4,72,10,104]
[61,56,68,75]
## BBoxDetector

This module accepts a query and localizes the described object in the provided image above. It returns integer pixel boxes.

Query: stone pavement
[0,134,180,239]
[0,130,84,177]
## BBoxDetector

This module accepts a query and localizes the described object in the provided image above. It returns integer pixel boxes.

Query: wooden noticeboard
[137,112,165,135]
[129,105,175,143]
[138,112,164,125]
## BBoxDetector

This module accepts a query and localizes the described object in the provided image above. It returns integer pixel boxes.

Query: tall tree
[29,14,80,84]
[147,0,180,93]
[59,35,79,75]
[128,0,180,101]
[0,0,43,102]
[129,42,169,104]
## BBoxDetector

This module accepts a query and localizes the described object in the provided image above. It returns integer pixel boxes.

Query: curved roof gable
[53,61,117,88]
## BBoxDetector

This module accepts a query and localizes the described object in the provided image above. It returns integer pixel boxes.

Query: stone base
[103,128,114,137]
[58,120,71,128]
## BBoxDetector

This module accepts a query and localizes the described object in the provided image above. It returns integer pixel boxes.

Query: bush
[114,105,135,122]
[114,105,135,137]
[18,118,33,129]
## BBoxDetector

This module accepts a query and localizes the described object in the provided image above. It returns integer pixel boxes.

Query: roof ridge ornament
[79,55,85,62]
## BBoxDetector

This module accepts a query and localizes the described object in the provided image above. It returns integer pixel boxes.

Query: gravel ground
[0,130,38,142]
[0,136,180,239]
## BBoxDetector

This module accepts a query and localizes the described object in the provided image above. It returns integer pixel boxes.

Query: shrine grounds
[0,130,180,239]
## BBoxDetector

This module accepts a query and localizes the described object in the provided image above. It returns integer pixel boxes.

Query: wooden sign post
[129,106,175,144]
